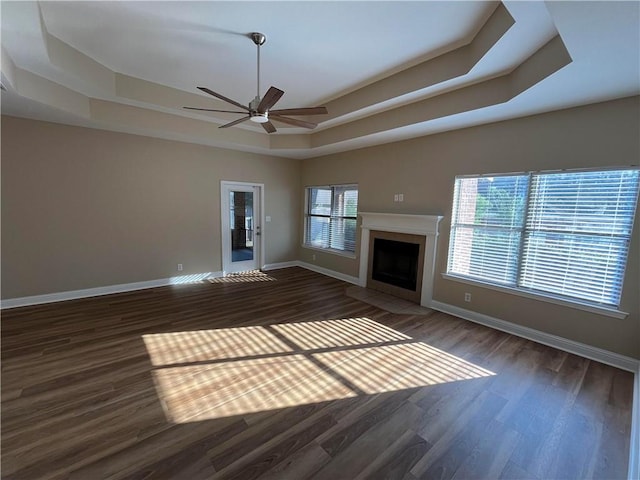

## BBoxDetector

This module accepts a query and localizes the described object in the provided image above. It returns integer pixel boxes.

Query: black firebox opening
[371,238,419,291]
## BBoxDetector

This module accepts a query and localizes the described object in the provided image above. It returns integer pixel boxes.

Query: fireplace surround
[368,230,426,302]
[359,212,443,307]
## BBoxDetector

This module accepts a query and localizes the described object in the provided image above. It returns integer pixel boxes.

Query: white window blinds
[305,185,358,253]
[448,175,529,286]
[447,168,639,308]
[520,170,639,305]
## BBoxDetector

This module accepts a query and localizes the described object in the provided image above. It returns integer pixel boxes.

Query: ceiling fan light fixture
[250,112,269,123]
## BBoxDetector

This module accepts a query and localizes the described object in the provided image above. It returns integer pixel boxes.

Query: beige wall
[300,96,640,359]
[1,116,301,298]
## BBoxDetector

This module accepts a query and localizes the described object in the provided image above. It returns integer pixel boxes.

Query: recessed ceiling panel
[38,1,494,106]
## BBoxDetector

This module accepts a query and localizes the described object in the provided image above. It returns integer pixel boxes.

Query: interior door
[221,182,262,274]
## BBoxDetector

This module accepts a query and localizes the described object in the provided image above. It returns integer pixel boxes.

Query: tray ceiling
[1,1,638,159]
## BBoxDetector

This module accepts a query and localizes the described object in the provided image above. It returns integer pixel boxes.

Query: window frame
[303,184,358,257]
[444,167,639,319]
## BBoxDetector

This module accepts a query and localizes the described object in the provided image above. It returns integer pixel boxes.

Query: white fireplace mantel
[359,212,443,307]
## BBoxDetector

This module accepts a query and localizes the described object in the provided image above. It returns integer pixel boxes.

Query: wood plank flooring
[1,267,634,479]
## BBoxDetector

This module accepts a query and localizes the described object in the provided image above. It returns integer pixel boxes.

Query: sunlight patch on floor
[271,317,410,349]
[143,326,293,366]
[169,273,214,284]
[152,355,357,423]
[144,317,495,423]
[314,342,494,394]
[208,270,276,284]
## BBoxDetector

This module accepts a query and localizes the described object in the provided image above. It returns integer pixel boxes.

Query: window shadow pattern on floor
[143,317,495,423]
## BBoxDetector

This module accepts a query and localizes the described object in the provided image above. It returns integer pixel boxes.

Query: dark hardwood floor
[1,267,634,479]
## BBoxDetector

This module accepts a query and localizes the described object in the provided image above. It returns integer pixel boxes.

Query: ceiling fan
[184,32,328,133]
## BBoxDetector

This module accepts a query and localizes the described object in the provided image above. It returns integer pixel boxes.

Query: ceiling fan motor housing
[248,96,269,123]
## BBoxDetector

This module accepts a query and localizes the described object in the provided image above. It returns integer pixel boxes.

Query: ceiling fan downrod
[251,32,266,102]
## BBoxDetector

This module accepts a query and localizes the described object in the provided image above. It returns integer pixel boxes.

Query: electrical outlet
[464,292,471,302]
[398,193,404,202]
[312,254,316,261]
[177,264,183,271]
[394,194,399,202]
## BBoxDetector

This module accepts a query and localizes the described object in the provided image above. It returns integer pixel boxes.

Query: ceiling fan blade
[197,87,249,111]
[269,115,317,129]
[257,86,284,113]
[261,121,277,134]
[268,107,328,116]
[219,116,251,128]
[183,107,247,114]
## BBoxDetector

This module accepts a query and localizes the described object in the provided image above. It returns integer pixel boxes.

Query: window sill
[302,244,357,260]
[441,273,629,320]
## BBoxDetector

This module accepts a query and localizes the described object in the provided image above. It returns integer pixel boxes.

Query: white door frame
[220,181,265,275]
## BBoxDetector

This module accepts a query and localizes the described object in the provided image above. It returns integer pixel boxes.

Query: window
[305,185,358,254]
[447,168,639,308]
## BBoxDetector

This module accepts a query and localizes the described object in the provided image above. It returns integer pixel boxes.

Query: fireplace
[367,231,426,302]
[372,238,419,290]
[359,212,443,307]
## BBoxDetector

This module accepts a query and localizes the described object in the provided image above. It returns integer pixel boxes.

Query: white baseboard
[430,300,639,373]
[0,261,360,309]
[262,261,300,271]
[0,261,359,309]
[297,261,360,286]
[0,271,223,309]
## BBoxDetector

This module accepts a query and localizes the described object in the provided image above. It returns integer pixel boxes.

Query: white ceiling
[1,1,639,159]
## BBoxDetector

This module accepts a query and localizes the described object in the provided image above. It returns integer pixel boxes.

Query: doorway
[221,181,263,274]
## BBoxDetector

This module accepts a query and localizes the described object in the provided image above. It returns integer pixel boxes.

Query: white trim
[265,260,360,285]
[221,181,265,275]
[0,263,358,309]
[262,261,300,271]
[430,300,640,373]
[297,261,360,285]
[630,366,640,480]
[0,271,224,309]
[359,212,444,308]
[359,212,443,236]
[442,273,628,320]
